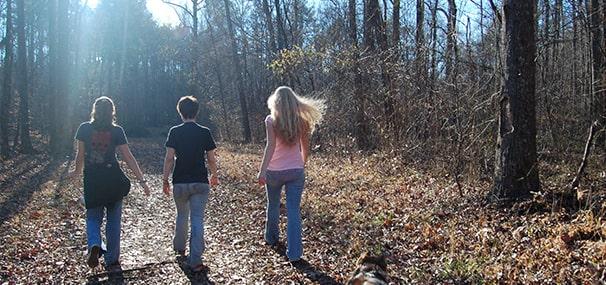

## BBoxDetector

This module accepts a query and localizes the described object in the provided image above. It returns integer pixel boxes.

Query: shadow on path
[176,255,215,285]
[271,242,341,285]
[292,259,341,285]
[0,157,65,227]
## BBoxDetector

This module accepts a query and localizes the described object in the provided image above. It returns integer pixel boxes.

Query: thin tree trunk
[224,0,252,142]
[262,0,277,54]
[492,0,540,201]
[16,0,32,153]
[415,0,427,90]
[429,0,438,83]
[589,0,605,138]
[205,13,230,141]
[445,0,458,81]
[0,0,14,157]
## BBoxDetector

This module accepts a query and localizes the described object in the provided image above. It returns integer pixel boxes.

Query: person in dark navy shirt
[162,96,218,272]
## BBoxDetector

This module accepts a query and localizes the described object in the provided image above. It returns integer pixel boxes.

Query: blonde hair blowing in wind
[267,86,325,145]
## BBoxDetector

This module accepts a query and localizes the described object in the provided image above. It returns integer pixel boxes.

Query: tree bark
[49,0,70,155]
[429,0,438,83]
[348,0,357,45]
[262,0,277,53]
[415,0,427,88]
[16,0,32,153]
[589,0,605,146]
[224,0,252,142]
[445,0,458,81]
[1,0,14,157]
[392,0,400,47]
[273,0,287,50]
[492,0,540,201]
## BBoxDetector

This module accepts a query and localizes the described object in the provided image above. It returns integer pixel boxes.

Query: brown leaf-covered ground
[1,137,605,284]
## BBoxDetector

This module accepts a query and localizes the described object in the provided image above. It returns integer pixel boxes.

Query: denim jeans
[173,183,210,267]
[264,168,305,261]
[86,200,122,265]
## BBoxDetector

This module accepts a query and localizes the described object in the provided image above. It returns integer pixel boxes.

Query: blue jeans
[173,183,210,267]
[265,168,305,261]
[86,200,122,265]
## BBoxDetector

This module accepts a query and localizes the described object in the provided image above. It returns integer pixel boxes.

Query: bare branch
[162,0,194,18]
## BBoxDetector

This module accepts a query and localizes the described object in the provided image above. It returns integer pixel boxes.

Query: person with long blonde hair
[257,86,325,262]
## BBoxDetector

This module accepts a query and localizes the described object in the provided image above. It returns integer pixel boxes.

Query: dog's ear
[346,277,363,285]
[376,255,388,271]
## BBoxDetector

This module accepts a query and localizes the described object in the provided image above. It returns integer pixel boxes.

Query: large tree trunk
[589,0,605,146]
[0,0,14,157]
[273,0,287,50]
[363,0,377,52]
[224,0,252,143]
[492,0,540,200]
[49,0,70,155]
[351,0,371,150]
[16,0,32,153]
[348,0,357,45]
[392,0,400,47]
[415,0,427,89]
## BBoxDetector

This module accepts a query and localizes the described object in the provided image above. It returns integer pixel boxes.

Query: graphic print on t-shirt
[89,130,112,164]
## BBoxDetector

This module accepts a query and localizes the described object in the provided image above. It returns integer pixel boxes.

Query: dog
[346,252,389,285]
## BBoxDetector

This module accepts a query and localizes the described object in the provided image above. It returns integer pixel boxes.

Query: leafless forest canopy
[0,0,605,203]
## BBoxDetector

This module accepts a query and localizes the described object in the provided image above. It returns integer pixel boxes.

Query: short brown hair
[177,96,199,120]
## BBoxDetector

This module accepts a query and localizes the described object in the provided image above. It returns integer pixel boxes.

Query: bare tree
[492,0,540,200]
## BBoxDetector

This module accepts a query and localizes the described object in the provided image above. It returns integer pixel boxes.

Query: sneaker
[87,245,101,268]
[191,263,208,273]
[105,261,122,272]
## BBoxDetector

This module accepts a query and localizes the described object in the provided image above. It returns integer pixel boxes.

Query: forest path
[1,137,412,284]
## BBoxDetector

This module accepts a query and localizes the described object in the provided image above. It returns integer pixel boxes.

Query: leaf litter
[0,138,604,284]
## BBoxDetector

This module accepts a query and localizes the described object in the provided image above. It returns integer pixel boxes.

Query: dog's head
[346,252,389,285]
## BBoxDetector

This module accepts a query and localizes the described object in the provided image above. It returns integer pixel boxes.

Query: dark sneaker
[191,263,208,273]
[87,245,101,268]
[105,261,122,272]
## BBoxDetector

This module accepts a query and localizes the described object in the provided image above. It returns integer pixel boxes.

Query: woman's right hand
[162,179,171,196]
[257,172,266,186]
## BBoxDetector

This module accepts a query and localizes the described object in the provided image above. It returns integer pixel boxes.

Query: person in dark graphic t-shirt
[68,96,150,271]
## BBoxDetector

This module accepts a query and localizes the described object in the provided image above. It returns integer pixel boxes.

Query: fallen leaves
[0,139,605,284]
